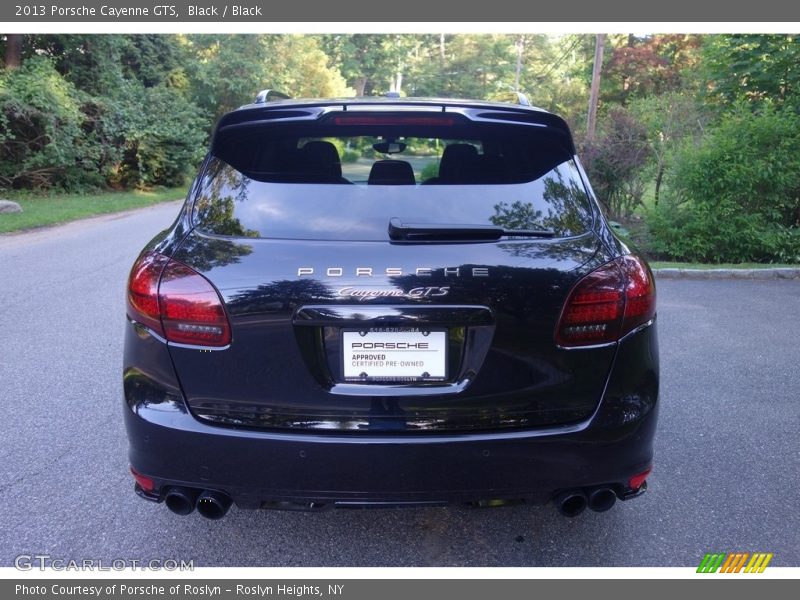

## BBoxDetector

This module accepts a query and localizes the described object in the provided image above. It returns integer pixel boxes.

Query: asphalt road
[1,203,798,568]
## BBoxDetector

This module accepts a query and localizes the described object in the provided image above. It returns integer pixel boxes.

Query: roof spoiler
[214,97,576,154]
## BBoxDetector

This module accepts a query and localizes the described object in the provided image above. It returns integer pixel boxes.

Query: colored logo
[697,552,773,573]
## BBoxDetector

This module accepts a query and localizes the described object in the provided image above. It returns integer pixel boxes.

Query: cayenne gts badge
[297,267,489,277]
[337,286,450,301]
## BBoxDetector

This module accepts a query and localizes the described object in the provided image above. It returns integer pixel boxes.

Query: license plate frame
[341,327,448,382]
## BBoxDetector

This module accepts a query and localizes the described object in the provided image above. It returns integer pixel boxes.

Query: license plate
[342,328,447,381]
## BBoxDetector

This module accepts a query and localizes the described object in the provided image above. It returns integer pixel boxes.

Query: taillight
[159,260,231,347]
[556,255,655,347]
[130,466,155,493]
[126,252,231,347]
[629,467,652,490]
[618,255,657,332]
[127,252,169,337]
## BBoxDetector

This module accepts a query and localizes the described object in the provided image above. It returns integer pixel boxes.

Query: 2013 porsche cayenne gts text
[123,93,658,519]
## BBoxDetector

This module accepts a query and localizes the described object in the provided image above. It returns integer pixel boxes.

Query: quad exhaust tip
[163,487,232,519]
[587,487,617,512]
[554,490,588,517]
[195,490,233,520]
[555,486,620,516]
[164,487,200,516]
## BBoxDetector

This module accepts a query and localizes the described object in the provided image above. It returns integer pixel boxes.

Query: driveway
[0,203,797,567]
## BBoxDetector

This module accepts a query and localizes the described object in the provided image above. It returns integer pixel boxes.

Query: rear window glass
[193,119,594,241]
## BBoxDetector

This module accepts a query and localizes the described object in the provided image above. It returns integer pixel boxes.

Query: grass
[650,261,799,270]
[0,186,188,234]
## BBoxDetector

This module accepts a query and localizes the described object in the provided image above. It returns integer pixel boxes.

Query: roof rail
[487,91,531,106]
[254,89,291,104]
[513,92,531,106]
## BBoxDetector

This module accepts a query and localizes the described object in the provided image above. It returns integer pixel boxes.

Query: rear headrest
[438,143,479,183]
[297,141,343,181]
[368,160,416,185]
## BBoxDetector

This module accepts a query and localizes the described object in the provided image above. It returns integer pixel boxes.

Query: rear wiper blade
[388,217,554,241]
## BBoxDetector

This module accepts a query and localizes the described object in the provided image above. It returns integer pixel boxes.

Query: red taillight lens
[556,260,626,346]
[127,252,169,336]
[556,255,655,347]
[159,260,231,347]
[130,466,155,493]
[629,467,652,490]
[126,252,231,347]
[618,255,657,337]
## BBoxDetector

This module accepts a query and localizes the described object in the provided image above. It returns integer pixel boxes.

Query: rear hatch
[166,104,617,433]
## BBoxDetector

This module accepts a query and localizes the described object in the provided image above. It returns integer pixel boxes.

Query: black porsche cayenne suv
[124,94,658,520]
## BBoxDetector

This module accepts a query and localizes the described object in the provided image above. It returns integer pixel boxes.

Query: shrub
[649,105,800,262]
[648,198,771,262]
[112,84,206,188]
[341,149,360,163]
[580,107,651,219]
[420,161,439,182]
[0,58,207,191]
[0,57,100,190]
[669,105,800,227]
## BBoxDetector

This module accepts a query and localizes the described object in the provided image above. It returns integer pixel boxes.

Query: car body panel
[123,96,659,512]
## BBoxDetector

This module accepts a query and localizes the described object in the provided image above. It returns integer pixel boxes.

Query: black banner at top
[3,0,800,22]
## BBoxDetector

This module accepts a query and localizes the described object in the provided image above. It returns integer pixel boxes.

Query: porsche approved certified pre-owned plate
[342,328,447,381]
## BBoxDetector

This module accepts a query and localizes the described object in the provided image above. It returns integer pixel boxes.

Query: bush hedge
[648,105,800,263]
[0,57,206,192]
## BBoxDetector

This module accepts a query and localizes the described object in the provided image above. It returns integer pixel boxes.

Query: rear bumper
[124,322,659,509]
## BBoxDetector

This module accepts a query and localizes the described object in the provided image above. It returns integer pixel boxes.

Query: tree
[523,34,594,130]
[703,34,800,106]
[601,34,701,105]
[3,34,22,69]
[263,36,351,99]
[0,57,95,189]
[320,34,399,96]
[581,107,651,219]
[189,35,349,118]
[27,35,131,96]
[629,92,705,205]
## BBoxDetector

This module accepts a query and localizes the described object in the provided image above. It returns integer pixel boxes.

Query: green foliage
[703,34,800,106]
[0,34,208,192]
[188,35,350,118]
[0,57,94,189]
[649,199,768,262]
[341,150,360,163]
[649,106,800,262]
[113,84,206,188]
[581,107,651,219]
[26,34,191,95]
[403,35,517,99]
[28,35,129,96]
[670,106,800,226]
[420,161,439,181]
[320,34,412,96]
[627,92,707,205]
[2,30,800,267]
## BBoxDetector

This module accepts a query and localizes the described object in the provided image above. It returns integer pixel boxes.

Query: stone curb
[653,268,800,280]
